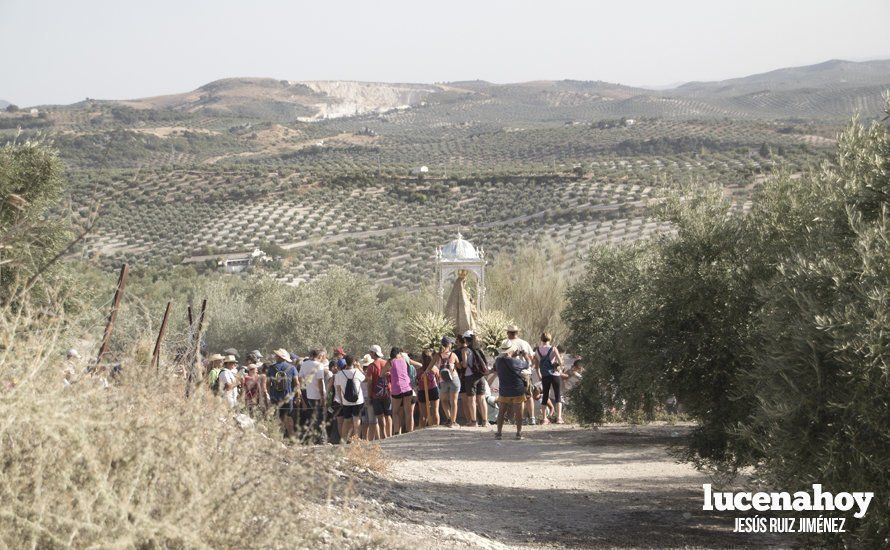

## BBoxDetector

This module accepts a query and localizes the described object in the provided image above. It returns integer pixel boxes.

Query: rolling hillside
[3,59,888,289]
[674,59,890,96]
[110,78,441,122]
[41,58,890,125]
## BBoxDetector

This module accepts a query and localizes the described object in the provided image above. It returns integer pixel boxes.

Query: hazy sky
[2,0,888,106]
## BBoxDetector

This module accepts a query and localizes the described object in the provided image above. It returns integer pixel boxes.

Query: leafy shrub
[474,309,513,355]
[405,310,454,351]
[564,104,890,545]
[0,142,71,307]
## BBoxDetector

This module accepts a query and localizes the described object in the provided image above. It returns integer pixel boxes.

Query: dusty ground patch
[362,423,790,549]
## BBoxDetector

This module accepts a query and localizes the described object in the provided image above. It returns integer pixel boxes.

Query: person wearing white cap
[358,354,378,440]
[366,345,392,439]
[218,355,239,407]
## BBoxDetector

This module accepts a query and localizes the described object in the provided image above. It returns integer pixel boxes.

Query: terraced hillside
[3,59,887,289]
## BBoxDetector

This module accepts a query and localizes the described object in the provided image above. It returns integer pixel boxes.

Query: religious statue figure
[444,270,478,335]
[437,233,485,334]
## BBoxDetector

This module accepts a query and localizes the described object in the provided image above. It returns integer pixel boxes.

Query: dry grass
[0,304,410,549]
[344,440,390,475]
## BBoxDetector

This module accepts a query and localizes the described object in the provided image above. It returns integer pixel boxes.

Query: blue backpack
[538,346,557,377]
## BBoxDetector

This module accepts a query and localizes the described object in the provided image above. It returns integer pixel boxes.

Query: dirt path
[367,423,789,549]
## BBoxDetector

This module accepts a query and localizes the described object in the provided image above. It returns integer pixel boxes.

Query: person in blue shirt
[494,341,532,440]
[267,348,299,438]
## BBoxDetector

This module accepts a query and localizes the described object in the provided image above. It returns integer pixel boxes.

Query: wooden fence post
[185,299,207,397]
[151,301,172,370]
[96,264,129,365]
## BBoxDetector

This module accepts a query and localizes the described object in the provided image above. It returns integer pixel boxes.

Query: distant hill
[675,59,890,96]
[26,58,890,127]
[0,100,10,110]
[114,77,440,121]
[20,60,882,287]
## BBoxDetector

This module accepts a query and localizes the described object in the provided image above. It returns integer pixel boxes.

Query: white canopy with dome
[436,232,486,316]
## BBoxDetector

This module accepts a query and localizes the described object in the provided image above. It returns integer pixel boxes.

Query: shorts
[439,376,461,395]
[362,402,376,425]
[392,390,413,399]
[416,386,440,402]
[463,374,485,396]
[371,397,392,417]
[272,398,294,418]
[498,395,526,405]
[339,403,363,418]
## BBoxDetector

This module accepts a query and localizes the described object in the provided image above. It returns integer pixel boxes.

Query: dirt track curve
[366,423,789,549]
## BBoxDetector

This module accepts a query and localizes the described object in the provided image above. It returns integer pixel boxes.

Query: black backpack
[470,347,489,375]
[271,364,289,394]
[343,370,360,403]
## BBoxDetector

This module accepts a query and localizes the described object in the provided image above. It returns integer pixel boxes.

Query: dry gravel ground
[361,423,790,549]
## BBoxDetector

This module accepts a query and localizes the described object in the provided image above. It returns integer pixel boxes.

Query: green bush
[564,104,890,545]
[474,309,513,356]
[405,311,454,351]
[0,142,71,307]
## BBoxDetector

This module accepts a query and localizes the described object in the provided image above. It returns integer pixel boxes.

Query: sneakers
[495,433,502,440]
[515,434,523,440]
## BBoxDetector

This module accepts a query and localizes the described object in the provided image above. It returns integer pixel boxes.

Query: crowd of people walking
[202,326,584,442]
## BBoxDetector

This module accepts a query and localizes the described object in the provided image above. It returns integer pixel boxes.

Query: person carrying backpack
[436,337,461,427]
[268,348,299,438]
[459,330,489,427]
[334,355,365,443]
[366,344,392,439]
[416,349,441,427]
[207,354,224,392]
[533,332,565,424]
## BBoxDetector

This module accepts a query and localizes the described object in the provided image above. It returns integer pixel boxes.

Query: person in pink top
[387,347,414,435]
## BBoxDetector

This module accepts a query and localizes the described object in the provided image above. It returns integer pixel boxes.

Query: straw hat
[359,354,374,367]
[208,353,225,362]
[223,355,237,365]
[505,324,520,333]
[499,340,514,352]
[273,348,290,361]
